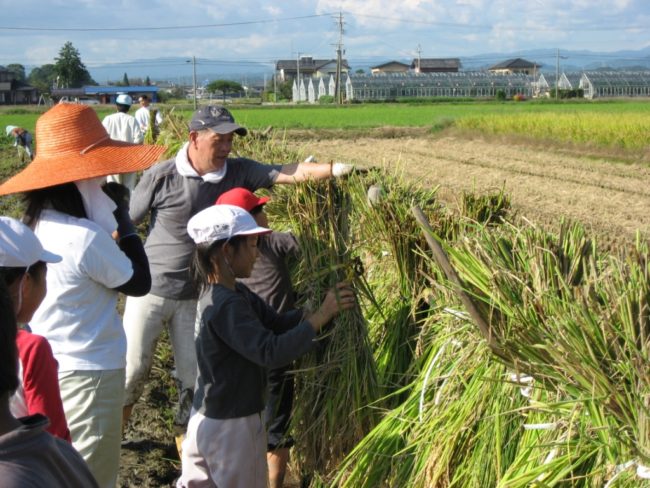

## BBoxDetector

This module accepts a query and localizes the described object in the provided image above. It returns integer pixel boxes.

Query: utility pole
[416,44,422,73]
[296,52,301,102]
[187,56,198,109]
[192,56,197,109]
[555,48,560,101]
[334,11,345,104]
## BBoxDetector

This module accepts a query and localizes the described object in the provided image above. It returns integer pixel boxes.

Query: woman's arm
[113,235,151,296]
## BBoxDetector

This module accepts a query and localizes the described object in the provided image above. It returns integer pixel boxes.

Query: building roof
[411,58,461,69]
[371,61,410,70]
[276,58,350,70]
[489,58,541,70]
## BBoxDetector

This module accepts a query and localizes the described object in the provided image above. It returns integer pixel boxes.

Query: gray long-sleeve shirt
[129,157,281,299]
[194,282,316,419]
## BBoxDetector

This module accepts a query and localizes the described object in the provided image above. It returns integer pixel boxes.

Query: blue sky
[0,0,648,77]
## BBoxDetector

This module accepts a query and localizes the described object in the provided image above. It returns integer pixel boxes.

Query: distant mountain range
[83,47,650,86]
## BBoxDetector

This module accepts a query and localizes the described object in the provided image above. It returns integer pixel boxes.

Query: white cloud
[263,5,283,16]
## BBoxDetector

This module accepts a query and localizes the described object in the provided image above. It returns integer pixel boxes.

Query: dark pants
[266,365,295,451]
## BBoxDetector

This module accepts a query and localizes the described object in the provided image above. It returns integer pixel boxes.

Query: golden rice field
[455,112,650,150]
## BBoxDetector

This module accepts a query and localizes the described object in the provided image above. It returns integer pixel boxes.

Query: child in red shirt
[0,216,70,442]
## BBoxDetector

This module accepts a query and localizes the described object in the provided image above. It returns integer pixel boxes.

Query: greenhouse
[346,71,534,100]
[535,72,583,96]
[290,70,650,102]
[580,70,650,99]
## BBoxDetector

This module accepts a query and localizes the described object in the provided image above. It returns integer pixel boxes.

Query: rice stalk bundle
[341,170,512,396]
[458,188,511,228]
[405,349,525,488]
[343,170,441,392]
[330,314,531,488]
[498,390,613,487]
[153,108,188,158]
[434,220,650,484]
[282,177,381,480]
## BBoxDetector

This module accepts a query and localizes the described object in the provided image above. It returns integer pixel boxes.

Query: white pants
[59,368,125,488]
[123,293,198,406]
[178,411,268,488]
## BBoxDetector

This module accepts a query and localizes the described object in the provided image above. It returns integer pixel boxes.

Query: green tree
[145,76,151,86]
[205,80,244,101]
[54,41,95,88]
[121,72,130,86]
[6,64,26,82]
[278,80,293,101]
[355,68,365,74]
[28,64,57,94]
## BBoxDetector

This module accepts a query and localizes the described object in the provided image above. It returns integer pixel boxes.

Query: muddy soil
[297,132,650,250]
[118,333,180,487]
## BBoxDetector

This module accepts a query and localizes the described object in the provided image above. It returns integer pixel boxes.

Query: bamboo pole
[411,205,504,356]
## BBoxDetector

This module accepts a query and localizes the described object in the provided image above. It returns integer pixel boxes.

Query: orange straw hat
[0,103,167,196]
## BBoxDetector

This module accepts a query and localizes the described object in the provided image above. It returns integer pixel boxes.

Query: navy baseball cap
[189,106,247,136]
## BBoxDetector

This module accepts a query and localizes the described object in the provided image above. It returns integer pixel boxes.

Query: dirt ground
[117,132,650,486]
[297,131,650,250]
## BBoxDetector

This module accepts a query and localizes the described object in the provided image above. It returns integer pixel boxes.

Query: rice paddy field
[2,99,650,487]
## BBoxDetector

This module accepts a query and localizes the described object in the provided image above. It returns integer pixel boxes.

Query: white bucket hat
[0,216,61,267]
[187,204,271,245]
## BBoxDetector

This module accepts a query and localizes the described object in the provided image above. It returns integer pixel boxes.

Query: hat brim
[40,249,62,264]
[235,226,272,237]
[0,139,167,196]
[206,123,248,136]
[255,196,270,206]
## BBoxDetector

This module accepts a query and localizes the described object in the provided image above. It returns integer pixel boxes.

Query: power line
[0,13,335,32]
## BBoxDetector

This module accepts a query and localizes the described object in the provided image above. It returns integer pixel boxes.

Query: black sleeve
[112,235,151,296]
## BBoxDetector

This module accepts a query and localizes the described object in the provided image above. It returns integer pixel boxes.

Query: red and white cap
[187,204,271,245]
[215,187,269,211]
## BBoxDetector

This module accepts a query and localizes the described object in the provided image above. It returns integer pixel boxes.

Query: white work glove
[332,162,355,177]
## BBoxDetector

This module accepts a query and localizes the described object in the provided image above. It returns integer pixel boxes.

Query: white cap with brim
[5,125,17,136]
[0,216,62,267]
[116,94,133,105]
[187,204,271,245]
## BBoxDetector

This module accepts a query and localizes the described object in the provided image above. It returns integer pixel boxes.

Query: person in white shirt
[0,103,166,488]
[135,95,162,135]
[102,94,144,192]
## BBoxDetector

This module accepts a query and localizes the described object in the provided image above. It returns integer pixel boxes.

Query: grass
[2,98,649,134]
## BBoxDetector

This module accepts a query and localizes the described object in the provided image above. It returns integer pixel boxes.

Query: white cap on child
[0,216,61,267]
[187,204,271,245]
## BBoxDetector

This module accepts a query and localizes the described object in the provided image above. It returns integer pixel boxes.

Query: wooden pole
[411,205,504,356]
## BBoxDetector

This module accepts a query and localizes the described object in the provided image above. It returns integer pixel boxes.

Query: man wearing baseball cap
[122,105,355,451]
[102,93,144,191]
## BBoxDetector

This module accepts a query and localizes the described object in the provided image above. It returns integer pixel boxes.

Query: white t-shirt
[102,112,143,144]
[135,106,162,131]
[30,210,133,371]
